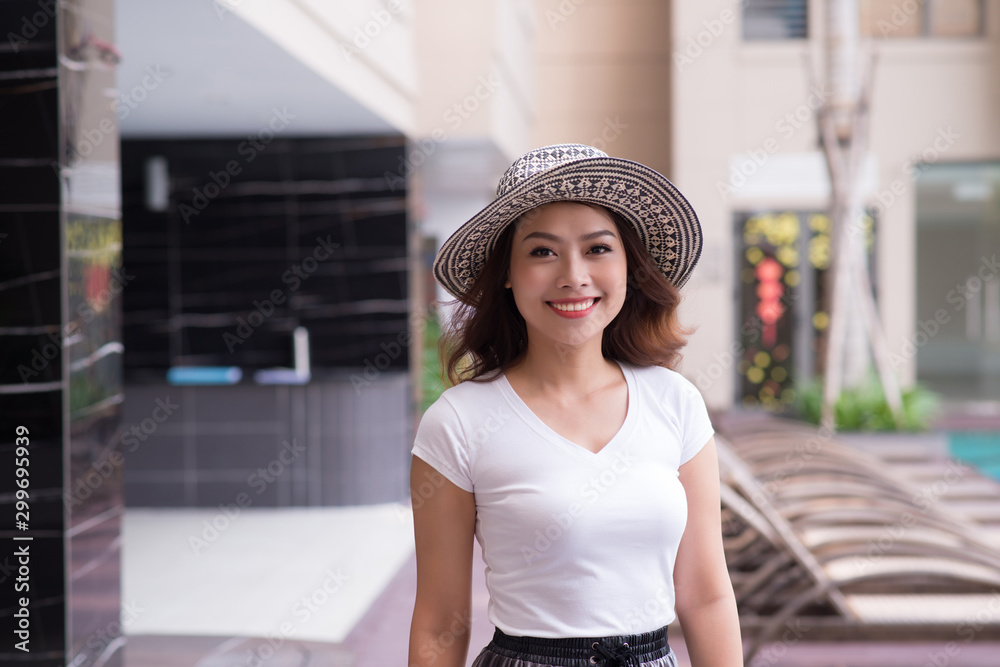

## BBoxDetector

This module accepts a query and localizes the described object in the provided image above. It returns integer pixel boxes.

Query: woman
[409,144,742,667]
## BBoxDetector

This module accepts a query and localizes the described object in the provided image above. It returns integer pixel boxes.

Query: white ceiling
[114,0,396,137]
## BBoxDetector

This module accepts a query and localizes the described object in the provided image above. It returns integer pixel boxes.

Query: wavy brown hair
[440,204,692,385]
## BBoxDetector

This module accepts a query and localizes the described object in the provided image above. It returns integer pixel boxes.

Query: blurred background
[1,0,1000,665]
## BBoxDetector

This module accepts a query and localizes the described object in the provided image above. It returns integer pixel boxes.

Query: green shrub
[420,310,447,413]
[794,372,940,431]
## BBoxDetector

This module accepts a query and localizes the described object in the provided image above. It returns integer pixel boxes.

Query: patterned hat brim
[432,156,702,300]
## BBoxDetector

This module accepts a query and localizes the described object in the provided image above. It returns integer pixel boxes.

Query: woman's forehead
[513,202,617,234]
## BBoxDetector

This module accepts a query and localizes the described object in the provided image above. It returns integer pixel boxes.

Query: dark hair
[440,204,692,385]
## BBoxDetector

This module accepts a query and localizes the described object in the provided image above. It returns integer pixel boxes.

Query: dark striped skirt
[470,625,677,667]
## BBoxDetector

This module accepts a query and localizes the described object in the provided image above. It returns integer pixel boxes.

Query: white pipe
[294,326,310,378]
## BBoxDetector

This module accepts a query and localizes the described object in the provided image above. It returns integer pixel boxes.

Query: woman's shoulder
[422,374,505,418]
[626,363,711,431]
[626,362,701,393]
[442,372,505,399]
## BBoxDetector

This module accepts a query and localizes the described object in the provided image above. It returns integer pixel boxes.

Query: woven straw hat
[432,143,703,299]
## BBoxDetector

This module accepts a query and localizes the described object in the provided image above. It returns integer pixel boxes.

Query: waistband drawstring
[487,625,670,666]
[589,640,641,666]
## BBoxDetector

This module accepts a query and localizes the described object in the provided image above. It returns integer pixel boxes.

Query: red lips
[546,297,600,318]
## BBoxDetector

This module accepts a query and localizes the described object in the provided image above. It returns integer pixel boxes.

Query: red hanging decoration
[755,257,785,349]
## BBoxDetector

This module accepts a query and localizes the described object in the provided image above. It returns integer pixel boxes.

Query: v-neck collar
[496,359,638,464]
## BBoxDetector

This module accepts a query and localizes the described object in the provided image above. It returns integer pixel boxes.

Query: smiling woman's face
[505,202,628,350]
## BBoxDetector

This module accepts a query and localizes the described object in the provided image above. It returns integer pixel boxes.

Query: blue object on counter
[253,368,310,385]
[167,366,243,385]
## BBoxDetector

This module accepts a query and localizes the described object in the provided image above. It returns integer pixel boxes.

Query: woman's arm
[673,436,744,666]
[408,454,478,667]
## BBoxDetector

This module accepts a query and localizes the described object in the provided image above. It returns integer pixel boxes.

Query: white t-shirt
[410,359,715,638]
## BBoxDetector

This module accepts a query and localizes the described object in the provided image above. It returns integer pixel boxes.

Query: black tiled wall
[121,137,409,374]
[1,1,123,665]
[118,136,413,507]
[0,1,67,664]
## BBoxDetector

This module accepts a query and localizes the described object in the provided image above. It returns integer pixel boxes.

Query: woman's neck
[507,337,620,398]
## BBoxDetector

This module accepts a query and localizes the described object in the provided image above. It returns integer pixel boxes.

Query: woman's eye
[528,245,611,257]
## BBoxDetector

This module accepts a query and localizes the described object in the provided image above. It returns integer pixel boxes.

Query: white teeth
[550,299,596,312]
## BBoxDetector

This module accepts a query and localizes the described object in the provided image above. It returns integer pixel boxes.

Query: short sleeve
[411,395,474,492]
[679,379,715,466]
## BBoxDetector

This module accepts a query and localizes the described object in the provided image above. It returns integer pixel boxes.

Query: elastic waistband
[487,625,670,666]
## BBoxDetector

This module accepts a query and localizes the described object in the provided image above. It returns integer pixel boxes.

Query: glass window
[743,0,809,40]
[915,163,1000,400]
[862,0,984,38]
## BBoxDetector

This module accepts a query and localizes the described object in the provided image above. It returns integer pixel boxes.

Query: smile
[547,298,600,318]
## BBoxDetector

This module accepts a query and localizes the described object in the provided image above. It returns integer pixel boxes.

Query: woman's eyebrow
[521,229,618,243]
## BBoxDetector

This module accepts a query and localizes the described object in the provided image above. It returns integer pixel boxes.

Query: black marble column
[0,0,123,665]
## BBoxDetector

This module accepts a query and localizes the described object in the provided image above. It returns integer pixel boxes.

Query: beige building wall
[414,0,538,320]
[533,0,673,176]
[671,0,1000,410]
[416,0,535,158]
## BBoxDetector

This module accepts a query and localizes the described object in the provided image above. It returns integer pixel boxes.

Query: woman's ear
[504,274,511,289]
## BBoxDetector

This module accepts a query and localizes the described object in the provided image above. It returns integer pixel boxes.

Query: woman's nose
[557,254,590,288]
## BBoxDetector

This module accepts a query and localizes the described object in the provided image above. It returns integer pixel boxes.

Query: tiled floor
[122,502,1000,666]
[120,432,1000,666]
[340,532,495,667]
[121,504,415,644]
[125,634,354,666]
